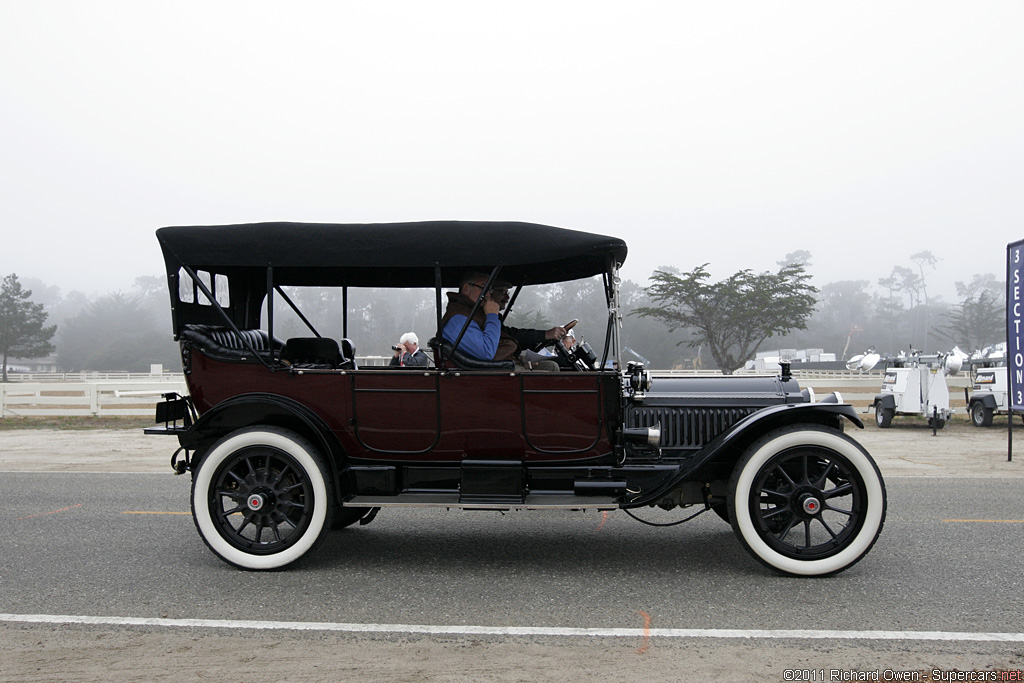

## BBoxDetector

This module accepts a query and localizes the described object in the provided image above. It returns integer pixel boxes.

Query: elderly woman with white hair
[388,332,430,368]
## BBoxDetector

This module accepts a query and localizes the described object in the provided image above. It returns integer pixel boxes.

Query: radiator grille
[627,406,759,451]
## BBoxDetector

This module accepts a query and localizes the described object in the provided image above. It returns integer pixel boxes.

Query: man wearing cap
[440,272,566,371]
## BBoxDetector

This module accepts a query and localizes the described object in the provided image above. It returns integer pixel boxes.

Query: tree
[0,273,57,381]
[505,309,552,330]
[777,250,812,269]
[910,250,939,307]
[634,263,818,374]
[803,280,871,359]
[955,273,1001,301]
[934,290,1002,351]
[934,273,1004,351]
[57,292,179,372]
[877,271,902,309]
[892,265,922,308]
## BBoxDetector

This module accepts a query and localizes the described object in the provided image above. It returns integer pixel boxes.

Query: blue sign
[1008,240,1024,411]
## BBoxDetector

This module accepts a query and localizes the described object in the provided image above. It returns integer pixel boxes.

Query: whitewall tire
[728,426,886,577]
[191,427,334,570]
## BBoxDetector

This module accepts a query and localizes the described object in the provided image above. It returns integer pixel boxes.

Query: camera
[391,344,403,351]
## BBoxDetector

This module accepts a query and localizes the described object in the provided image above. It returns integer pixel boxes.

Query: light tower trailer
[966,363,1012,427]
[872,351,959,429]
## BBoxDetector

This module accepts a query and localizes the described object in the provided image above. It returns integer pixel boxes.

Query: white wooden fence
[3,372,185,382]
[0,380,187,418]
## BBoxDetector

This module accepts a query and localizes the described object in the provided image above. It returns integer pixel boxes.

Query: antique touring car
[149,221,886,575]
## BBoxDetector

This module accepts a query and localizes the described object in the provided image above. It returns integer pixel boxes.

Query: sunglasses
[467,283,509,295]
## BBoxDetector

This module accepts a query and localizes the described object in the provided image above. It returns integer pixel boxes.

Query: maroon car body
[150,221,886,575]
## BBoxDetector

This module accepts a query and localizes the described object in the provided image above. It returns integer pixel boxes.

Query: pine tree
[0,274,57,381]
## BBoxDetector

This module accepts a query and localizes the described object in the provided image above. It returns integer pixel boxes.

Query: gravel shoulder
[3,626,1021,683]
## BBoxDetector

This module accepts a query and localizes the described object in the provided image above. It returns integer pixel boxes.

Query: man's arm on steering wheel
[505,319,575,351]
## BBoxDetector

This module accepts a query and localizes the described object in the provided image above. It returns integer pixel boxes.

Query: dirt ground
[3,418,1023,681]
[3,626,1022,683]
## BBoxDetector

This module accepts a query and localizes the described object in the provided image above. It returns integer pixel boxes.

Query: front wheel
[727,425,886,577]
[191,427,334,570]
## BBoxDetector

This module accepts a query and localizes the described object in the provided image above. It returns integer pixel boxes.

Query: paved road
[4,473,1023,633]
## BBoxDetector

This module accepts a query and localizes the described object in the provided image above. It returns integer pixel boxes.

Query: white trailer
[872,351,960,429]
[966,364,1016,427]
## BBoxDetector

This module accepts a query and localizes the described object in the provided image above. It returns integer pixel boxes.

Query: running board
[343,493,620,511]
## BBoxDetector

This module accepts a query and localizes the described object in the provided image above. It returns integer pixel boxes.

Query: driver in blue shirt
[440,272,565,370]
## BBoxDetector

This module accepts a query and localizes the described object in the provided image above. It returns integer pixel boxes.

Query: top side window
[177,268,230,308]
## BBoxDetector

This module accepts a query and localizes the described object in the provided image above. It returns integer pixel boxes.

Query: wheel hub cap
[246,493,266,512]
[800,495,821,515]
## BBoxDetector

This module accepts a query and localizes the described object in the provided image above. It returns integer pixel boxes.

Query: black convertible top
[157,221,627,288]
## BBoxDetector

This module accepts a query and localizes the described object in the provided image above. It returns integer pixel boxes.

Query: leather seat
[180,324,283,362]
[282,337,342,368]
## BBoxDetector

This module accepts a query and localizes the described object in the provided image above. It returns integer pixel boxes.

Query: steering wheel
[541,320,578,348]
[554,335,577,369]
[552,320,582,370]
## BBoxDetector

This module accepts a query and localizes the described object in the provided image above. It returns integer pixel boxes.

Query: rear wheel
[970,402,993,427]
[727,425,886,577]
[191,427,334,570]
[874,405,893,428]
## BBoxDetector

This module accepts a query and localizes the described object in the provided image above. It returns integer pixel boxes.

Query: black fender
[873,394,896,411]
[176,393,351,501]
[624,402,864,508]
[971,394,999,411]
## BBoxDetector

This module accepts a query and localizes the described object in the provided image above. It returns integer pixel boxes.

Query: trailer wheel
[928,417,946,430]
[874,405,893,428]
[728,425,886,577]
[970,403,993,427]
[191,427,334,570]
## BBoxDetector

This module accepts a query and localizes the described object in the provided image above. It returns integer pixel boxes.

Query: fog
[2,2,1022,302]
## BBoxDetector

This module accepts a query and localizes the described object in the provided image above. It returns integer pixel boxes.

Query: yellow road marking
[943,519,1024,523]
[122,511,191,515]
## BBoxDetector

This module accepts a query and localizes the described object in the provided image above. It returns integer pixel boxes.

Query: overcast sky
[2,1,1022,302]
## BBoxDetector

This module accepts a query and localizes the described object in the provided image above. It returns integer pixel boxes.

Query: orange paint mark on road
[597,510,609,530]
[16,503,83,520]
[636,610,652,654]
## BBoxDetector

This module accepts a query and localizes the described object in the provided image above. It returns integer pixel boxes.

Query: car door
[521,371,611,460]
[349,369,441,456]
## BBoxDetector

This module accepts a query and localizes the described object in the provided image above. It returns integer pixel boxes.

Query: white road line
[2,614,1023,642]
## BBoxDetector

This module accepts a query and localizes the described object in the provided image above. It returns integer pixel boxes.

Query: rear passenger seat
[179,324,283,363]
[282,337,342,369]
